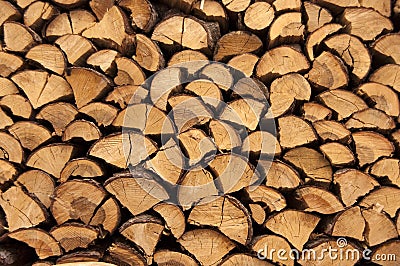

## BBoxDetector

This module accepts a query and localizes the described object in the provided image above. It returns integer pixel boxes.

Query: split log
[0,160,18,188]
[372,241,400,266]
[11,70,73,109]
[199,62,234,91]
[227,54,259,77]
[178,229,235,266]
[152,15,219,55]
[62,120,101,142]
[56,251,101,264]
[16,170,55,208]
[265,161,301,190]
[104,242,146,266]
[304,1,333,32]
[369,64,400,93]
[79,102,118,127]
[313,120,351,143]
[52,0,86,8]
[188,195,252,245]
[89,197,120,234]
[118,0,157,32]
[134,34,165,72]
[328,206,365,240]
[153,203,185,239]
[192,0,228,33]
[221,0,250,12]
[372,34,400,65]
[306,51,348,90]
[0,94,33,119]
[179,128,216,166]
[278,115,317,149]
[265,209,320,250]
[86,49,119,76]
[324,33,371,83]
[352,131,394,167]
[0,186,47,231]
[50,180,107,224]
[256,46,309,83]
[268,12,304,48]
[302,102,332,122]
[114,57,146,86]
[0,131,24,163]
[0,77,18,96]
[50,223,99,252]
[36,102,78,136]
[305,23,342,61]
[185,80,223,109]
[317,89,368,120]
[3,22,41,52]
[340,8,393,42]
[284,147,332,186]
[24,1,59,31]
[252,234,294,266]
[214,31,263,61]
[293,186,344,214]
[105,85,147,109]
[269,73,311,117]
[26,44,66,75]
[209,120,241,151]
[82,6,135,54]
[0,52,24,77]
[334,169,379,206]
[26,144,77,178]
[88,132,157,168]
[345,108,396,132]
[153,250,198,266]
[356,82,400,117]
[362,208,398,246]
[243,2,274,32]
[359,187,400,218]
[242,130,282,158]
[60,158,104,183]
[370,158,400,188]
[105,171,168,216]
[65,68,111,109]
[320,142,355,167]
[120,215,164,264]
[89,0,114,20]
[248,204,266,225]
[0,109,13,130]
[0,1,20,27]
[55,35,95,66]
[245,185,286,213]
[8,228,62,259]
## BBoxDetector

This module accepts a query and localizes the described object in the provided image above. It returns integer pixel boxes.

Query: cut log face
[118,0,157,32]
[50,223,99,252]
[256,46,309,83]
[3,22,41,52]
[79,102,118,127]
[353,131,394,167]
[0,131,23,163]
[266,161,301,190]
[294,186,345,214]
[227,54,259,77]
[330,206,365,241]
[305,23,342,61]
[120,215,164,264]
[370,158,400,188]
[372,34,400,65]
[134,34,165,72]
[0,94,33,119]
[62,120,101,142]
[244,2,274,31]
[24,1,58,31]
[60,158,104,183]
[0,52,24,78]
[340,8,393,42]
[188,195,252,245]
[213,31,262,62]
[114,57,146,86]
[86,49,119,76]
[105,242,146,266]
[268,12,304,48]
[0,1,20,27]
[8,228,62,259]
[12,70,73,109]
[278,115,317,149]
[16,170,55,208]
[26,144,77,178]
[242,130,281,158]
[306,51,348,90]
[360,187,400,218]
[50,180,107,224]
[89,197,120,234]
[284,147,332,186]
[249,204,266,225]
[153,203,185,239]
[304,1,333,32]
[369,64,400,93]
[252,235,295,266]
[334,169,379,206]
[313,120,351,143]
[8,121,52,151]
[154,250,199,266]
[372,241,400,266]
[245,185,286,212]
[105,172,168,216]
[178,229,235,266]
[55,34,95,66]
[0,159,18,187]
[36,102,78,136]
[0,186,47,231]
[302,102,332,122]
[362,208,398,246]
[345,108,396,132]
[265,210,320,250]
[26,44,65,75]
[320,142,355,167]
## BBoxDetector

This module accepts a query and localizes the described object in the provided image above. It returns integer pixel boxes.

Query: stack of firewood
[0,0,400,265]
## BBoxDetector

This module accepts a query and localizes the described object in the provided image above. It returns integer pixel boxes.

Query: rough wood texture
[0,0,400,265]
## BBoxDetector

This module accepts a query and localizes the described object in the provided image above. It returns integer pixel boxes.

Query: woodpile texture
[0,0,399,265]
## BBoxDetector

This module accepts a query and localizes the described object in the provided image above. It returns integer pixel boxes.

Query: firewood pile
[0,0,400,265]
